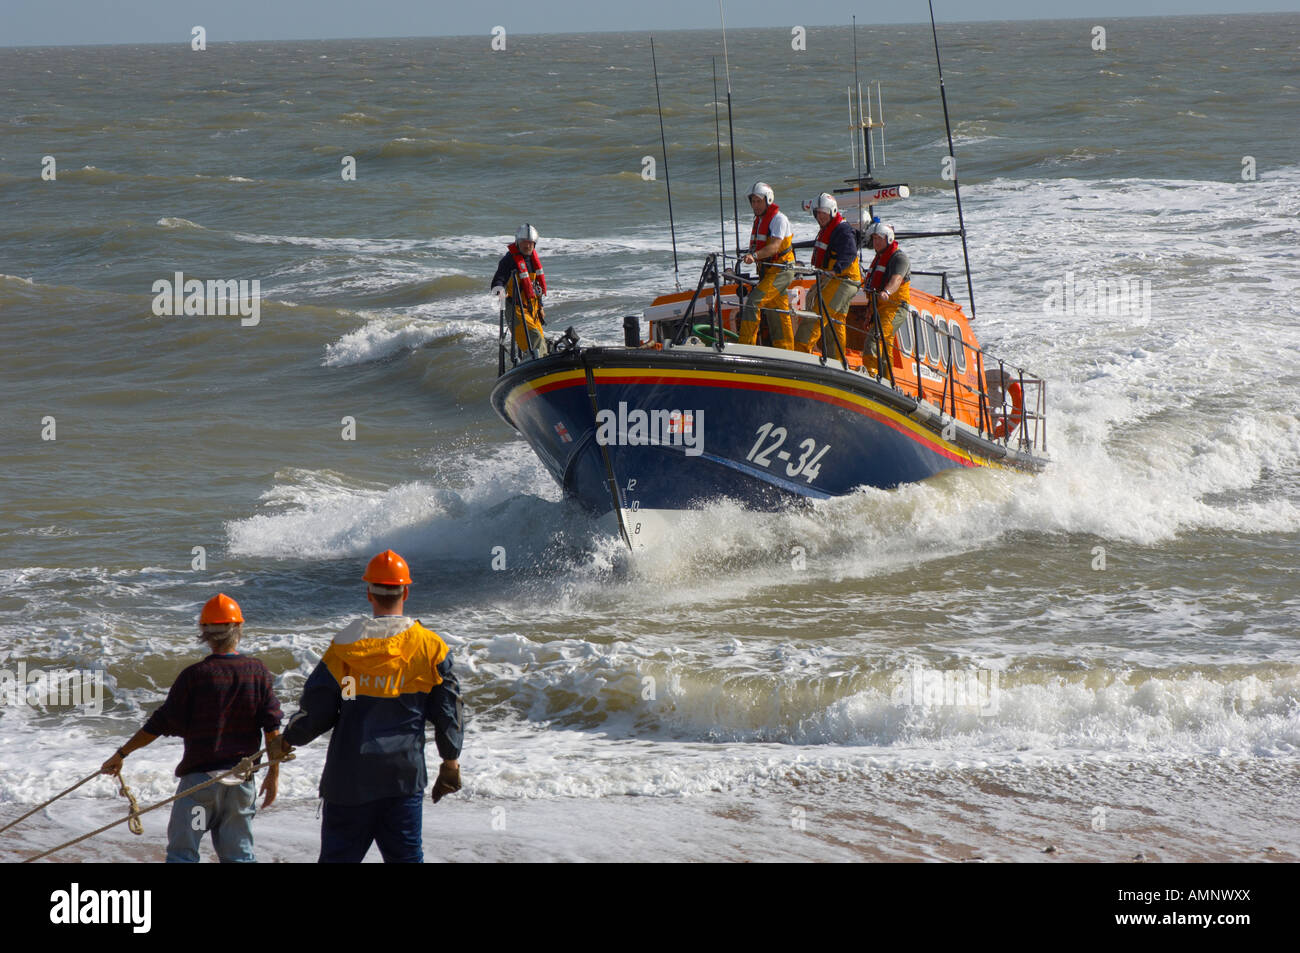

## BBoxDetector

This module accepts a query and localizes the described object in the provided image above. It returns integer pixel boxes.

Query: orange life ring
[992,380,1024,440]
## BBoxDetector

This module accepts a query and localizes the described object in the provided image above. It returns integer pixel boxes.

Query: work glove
[431,762,461,804]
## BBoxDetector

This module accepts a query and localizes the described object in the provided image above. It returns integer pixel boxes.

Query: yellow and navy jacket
[283,616,463,806]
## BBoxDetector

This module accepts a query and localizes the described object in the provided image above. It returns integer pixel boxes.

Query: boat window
[922,312,940,366]
[950,321,968,373]
[935,317,950,368]
[895,306,916,355]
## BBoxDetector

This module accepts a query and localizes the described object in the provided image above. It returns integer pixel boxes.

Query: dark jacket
[283,616,463,805]
[144,654,282,777]
[825,221,859,276]
[490,252,516,291]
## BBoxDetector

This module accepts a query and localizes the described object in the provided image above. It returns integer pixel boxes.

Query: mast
[853,18,873,181]
[713,58,726,257]
[847,20,891,231]
[650,37,680,289]
[929,0,977,320]
[719,0,740,258]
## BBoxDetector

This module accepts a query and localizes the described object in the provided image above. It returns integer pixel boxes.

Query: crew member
[101,593,283,863]
[738,182,796,350]
[862,221,911,375]
[795,192,862,359]
[491,223,548,358]
[279,549,463,864]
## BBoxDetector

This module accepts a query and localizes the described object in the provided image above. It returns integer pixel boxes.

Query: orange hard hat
[200,593,244,625]
[363,549,412,586]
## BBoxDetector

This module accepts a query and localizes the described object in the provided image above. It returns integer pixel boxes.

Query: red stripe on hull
[593,372,972,466]
[510,370,973,468]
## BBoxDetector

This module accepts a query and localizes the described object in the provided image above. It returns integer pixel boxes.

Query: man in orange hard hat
[101,593,284,863]
[280,549,463,863]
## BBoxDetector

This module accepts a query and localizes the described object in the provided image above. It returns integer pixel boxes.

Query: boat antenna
[928,0,977,320]
[650,37,680,290]
[713,58,726,257]
[849,20,861,188]
[719,0,740,258]
[852,17,871,180]
[851,17,866,259]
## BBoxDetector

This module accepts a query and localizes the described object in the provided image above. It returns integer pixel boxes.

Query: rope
[732,259,865,287]
[0,769,102,835]
[20,749,293,863]
[116,774,144,836]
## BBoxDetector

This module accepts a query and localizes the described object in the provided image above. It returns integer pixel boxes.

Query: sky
[2,0,1298,46]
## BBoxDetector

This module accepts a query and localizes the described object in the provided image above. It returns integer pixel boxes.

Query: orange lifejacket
[508,242,546,300]
[811,213,845,268]
[749,202,791,256]
[866,240,900,291]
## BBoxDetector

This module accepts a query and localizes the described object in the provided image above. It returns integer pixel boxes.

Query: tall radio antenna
[929,0,977,320]
[719,1,740,257]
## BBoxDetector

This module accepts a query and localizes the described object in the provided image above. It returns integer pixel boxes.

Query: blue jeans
[319,795,423,863]
[165,773,257,863]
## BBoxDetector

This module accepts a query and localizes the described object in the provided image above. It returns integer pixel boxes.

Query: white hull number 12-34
[745,422,829,482]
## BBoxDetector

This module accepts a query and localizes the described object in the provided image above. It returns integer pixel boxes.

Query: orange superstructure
[643,276,1038,447]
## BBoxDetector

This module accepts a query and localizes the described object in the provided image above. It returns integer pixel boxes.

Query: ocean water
[1,15,1298,862]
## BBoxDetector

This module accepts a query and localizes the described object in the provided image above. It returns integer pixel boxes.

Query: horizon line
[1,9,1293,50]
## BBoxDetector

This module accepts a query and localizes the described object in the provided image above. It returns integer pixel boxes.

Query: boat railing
[676,255,860,368]
[888,307,1046,454]
[652,257,1047,455]
[909,269,954,302]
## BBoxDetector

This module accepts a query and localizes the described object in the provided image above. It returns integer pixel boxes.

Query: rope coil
[0,748,295,863]
[116,775,144,836]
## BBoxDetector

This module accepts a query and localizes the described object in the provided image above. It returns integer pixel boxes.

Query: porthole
[895,306,917,355]
[922,312,940,366]
[950,321,968,373]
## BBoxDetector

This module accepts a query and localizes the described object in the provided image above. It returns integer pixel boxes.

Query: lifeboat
[490,250,1047,547]
[489,25,1049,548]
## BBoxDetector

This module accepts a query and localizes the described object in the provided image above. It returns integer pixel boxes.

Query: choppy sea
[1,14,1297,861]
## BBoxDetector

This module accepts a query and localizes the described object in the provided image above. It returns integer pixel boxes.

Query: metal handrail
[644,256,1048,455]
[887,311,1046,453]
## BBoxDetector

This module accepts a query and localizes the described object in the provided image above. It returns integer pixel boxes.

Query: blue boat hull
[490,346,1042,541]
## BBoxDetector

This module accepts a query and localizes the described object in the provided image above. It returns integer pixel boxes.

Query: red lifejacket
[749,202,782,252]
[508,242,546,300]
[811,213,845,268]
[866,240,900,291]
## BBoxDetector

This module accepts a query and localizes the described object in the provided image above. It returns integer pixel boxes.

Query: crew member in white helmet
[491,223,549,358]
[862,220,911,375]
[795,192,862,359]
[738,181,796,350]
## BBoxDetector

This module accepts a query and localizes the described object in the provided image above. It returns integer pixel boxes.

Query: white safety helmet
[747,181,775,205]
[516,223,539,244]
[866,221,895,245]
[813,192,838,217]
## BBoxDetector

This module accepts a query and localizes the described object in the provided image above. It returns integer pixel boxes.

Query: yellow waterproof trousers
[795,262,861,358]
[509,294,548,357]
[863,280,910,376]
[738,264,795,349]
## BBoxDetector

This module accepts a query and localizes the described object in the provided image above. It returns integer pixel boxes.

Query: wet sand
[4,758,1295,863]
